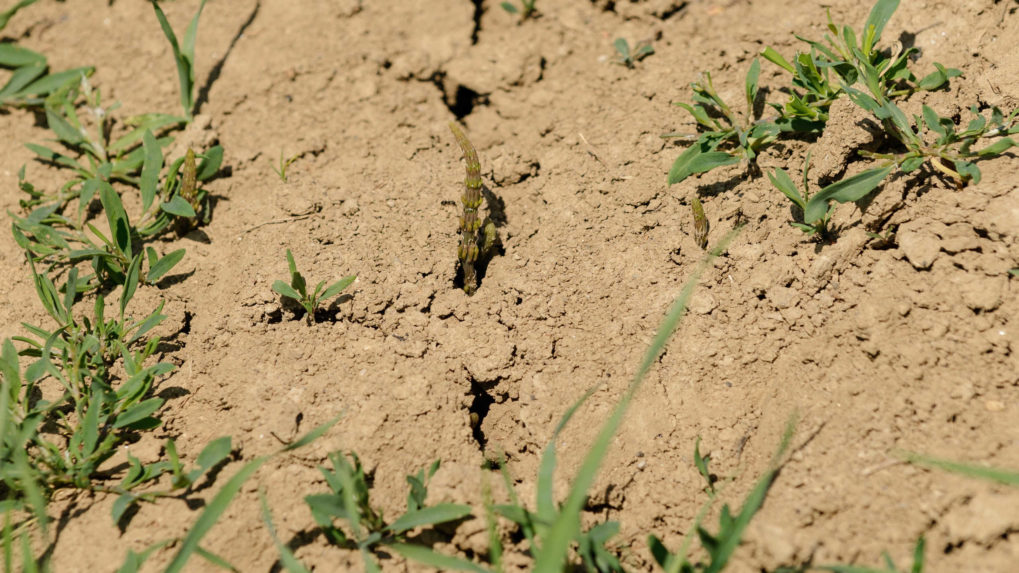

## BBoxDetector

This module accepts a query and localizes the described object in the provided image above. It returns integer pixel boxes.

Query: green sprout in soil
[301,454,474,571]
[449,122,497,296]
[501,0,536,21]
[150,0,209,122]
[666,58,776,185]
[272,249,356,324]
[613,38,654,69]
[270,149,301,183]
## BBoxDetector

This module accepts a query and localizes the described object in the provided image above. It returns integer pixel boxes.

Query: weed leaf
[387,504,472,534]
[668,144,739,185]
[804,165,892,223]
[165,456,268,573]
[388,543,491,573]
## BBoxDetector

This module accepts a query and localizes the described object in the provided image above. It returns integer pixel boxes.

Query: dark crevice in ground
[469,0,483,45]
[467,378,497,450]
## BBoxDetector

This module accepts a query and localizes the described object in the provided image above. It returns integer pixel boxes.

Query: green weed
[501,0,536,21]
[666,0,962,186]
[111,416,342,573]
[0,0,93,110]
[614,38,654,69]
[271,150,301,183]
[761,0,958,129]
[150,0,209,121]
[272,249,356,324]
[666,59,772,185]
[301,454,477,571]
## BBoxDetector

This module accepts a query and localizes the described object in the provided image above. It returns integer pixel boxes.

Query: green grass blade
[139,130,162,212]
[703,416,795,573]
[899,452,1019,486]
[386,504,473,535]
[537,382,601,523]
[388,543,491,573]
[259,490,311,573]
[767,168,805,210]
[280,413,342,452]
[533,228,742,572]
[194,545,237,571]
[164,456,268,573]
[150,0,191,120]
[0,0,38,32]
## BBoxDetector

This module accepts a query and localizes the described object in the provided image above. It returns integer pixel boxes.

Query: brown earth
[1,0,1018,571]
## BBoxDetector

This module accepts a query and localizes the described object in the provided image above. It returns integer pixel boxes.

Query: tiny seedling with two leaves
[613,38,654,68]
[270,149,301,183]
[501,0,536,20]
[272,249,356,323]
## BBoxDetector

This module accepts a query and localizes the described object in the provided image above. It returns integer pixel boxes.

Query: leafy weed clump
[667,0,1016,242]
[272,249,356,324]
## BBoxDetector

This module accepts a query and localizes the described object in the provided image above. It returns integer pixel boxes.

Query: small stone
[897,223,941,270]
[985,400,1005,412]
[689,291,717,315]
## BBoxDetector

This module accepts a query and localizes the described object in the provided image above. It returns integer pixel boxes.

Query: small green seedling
[150,0,208,121]
[613,38,654,68]
[501,0,536,20]
[768,152,891,241]
[667,58,779,185]
[303,453,475,570]
[270,149,301,183]
[272,249,356,323]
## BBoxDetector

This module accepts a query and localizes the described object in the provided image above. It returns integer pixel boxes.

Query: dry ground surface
[1,0,1018,571]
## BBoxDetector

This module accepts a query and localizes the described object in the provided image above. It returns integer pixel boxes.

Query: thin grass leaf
[388,543,491,572]
[0,0,37,31]
[899,452,1019,486]
[767,168,805,210]
[165,456,268,573]
[259,490,311,573]
[18,67,93,100]
[760,47,795,73]
[533,228,742,572]
[140,130,162,211]
[387,504,472,535]
[281,413,342,452]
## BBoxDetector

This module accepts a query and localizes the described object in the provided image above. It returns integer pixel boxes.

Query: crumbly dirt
[1,0,1017,571]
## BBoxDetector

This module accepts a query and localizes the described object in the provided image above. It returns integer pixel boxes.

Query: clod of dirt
[897,221,941,270]
[810,98,883,184]
[955,274,1007,312]
[167,113,219,159]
